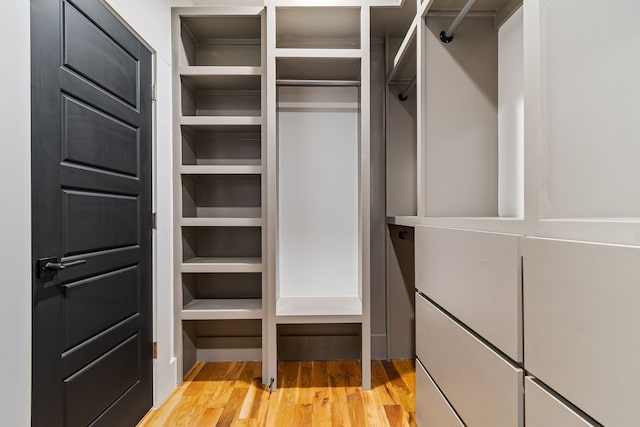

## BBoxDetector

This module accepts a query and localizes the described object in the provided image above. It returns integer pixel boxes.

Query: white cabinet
[415,359,464,427]
[416,293,523,427]
[523,237,640,426]
[525,377,596,427]
[415,226,522,361]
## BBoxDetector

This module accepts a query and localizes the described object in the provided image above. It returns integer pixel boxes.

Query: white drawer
[525,377,596,427]
[415,293,523,427]
[416,359,464,427]
[523,237,640,427]
[414,226,522,361]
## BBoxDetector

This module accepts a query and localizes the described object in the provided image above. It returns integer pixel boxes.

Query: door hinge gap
[153,342,158,359]
[152,83,157,102]
[152,212,157,229]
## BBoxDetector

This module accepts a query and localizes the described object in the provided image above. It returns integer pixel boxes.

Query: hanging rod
[276,79,361,87]
[437,0,477,43]
[398,77,416,101]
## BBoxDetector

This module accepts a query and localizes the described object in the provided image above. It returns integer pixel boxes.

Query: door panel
[63,96,139,176]
[64,335,140,427]
[62,190,139,254]
[63,266,139,350]
[31,0,153,425]
[63,3,139,107]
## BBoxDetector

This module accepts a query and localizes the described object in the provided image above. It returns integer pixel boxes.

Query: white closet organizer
[172,7,267,378]
[266,3,371,390]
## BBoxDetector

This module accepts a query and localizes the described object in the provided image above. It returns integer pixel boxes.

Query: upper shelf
[276,57,361,82]
[276,296,363,324]
[387,19,416,84]
[179,15,262,67]
[276,7,361,49]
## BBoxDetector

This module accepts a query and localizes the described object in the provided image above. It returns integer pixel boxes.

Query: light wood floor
[138,359,415,427]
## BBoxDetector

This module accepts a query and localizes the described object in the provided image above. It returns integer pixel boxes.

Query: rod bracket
[440,31,454,43]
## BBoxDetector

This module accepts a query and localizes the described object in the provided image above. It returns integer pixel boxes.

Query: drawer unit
[523,237,640,426]
[416,358,464,427]
[416,293,523,427]
[525,377,597,427]
[415,226,522,361]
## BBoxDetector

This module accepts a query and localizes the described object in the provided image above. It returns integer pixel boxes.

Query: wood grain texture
[138,360,415,427]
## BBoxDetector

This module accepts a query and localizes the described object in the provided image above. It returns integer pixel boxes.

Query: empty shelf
[276,296,363,324]
[182,299,262,320]
[182,257,262,273]
[180,116,262,127]
[275,48,361,59]
[179,66,261,77]
[181,217,262,227]
[180,165,262,175]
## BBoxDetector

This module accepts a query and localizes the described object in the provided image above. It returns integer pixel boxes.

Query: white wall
[103,0,177,408]
[498,7,524,218]
[278,87,360,298]
[0,1,31,425]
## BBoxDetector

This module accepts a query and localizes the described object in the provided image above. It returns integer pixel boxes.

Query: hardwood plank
[293,403,313,426]
[371,361,397,406]
[384,404,404,427]
[137,360,416,427]
[196,407,223,425]
[346,388,366,427]
[217,387,251,427]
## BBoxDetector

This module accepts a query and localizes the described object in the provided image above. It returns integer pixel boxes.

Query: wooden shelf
[180,116,262,127]
[386,216,421,227]
[275,48,362,59]
[182,298,262,320]
[387,18,416,84]
[276,296,363,324]
[179,66,261,77]
[180,165,262,175]
[181,73,261,91]
[181,217,262,227]
[182,257,262,273]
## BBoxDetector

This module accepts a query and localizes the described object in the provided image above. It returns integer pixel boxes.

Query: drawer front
[525,377,596,427]
[416,359,464,427]
[414,226,522,361]
[415,293,523,427]
[523,237,640,427]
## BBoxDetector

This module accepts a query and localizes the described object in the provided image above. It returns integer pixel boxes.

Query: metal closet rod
[276,79,361,87]
[398,77,416,101]
[436,0,478,43]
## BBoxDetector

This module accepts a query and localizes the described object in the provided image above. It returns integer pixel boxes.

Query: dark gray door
[31,0,153,425]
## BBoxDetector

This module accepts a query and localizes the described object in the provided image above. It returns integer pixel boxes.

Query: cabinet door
[415,226,522,361]
[523,237,640,426]
[416,293,523,427]
[525,377,596,427]
[416,359,464,427]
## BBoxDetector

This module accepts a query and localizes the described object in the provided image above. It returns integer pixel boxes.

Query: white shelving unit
[266,2,371,390]
[172,7,266,377]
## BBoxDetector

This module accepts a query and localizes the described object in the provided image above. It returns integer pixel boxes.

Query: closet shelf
[182,299,262,320]
[275,48,362,59]
[386,216,421,227]
[182,257,262,273]
[181,217,262,227]
[276,296,363,324]
[181,73,261,91]
[180,116,262,127]
[180,165,262,175]
[179,66,261,77]
[387,18,417,84]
